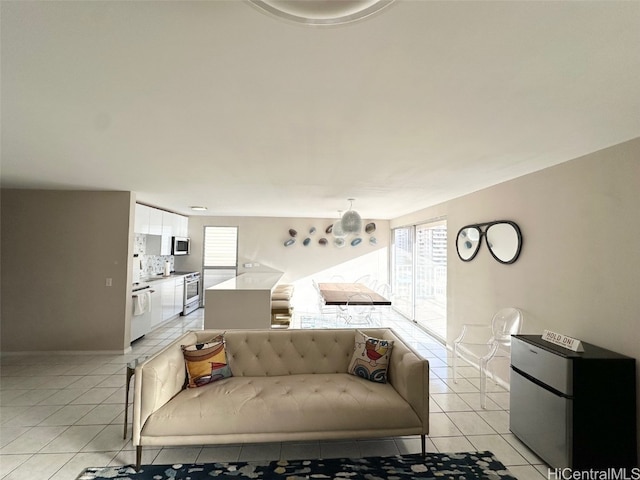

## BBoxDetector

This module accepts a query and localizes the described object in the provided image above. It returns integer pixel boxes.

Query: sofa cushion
[348,330,394,383]
[223,330,360,376]
[182,336,232,388]
[141,373,421,438]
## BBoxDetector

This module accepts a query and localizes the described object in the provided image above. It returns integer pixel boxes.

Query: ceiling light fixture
[340,198,362,234]
[248,0,395,26]
[190,206,208,211]
[332,210,347,239]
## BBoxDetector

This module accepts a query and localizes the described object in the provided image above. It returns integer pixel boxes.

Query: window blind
[203,226,238,268]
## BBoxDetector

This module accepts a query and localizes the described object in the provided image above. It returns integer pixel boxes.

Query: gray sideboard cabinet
[509,334,637,470]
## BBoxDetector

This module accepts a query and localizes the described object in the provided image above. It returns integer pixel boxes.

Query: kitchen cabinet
[160,234,172,256]
[134,204,152,234]
[160,211,188,255]
[148,208,163,236]
[149,287,163,328]
[135,204,189,251]
[176,215,189,238]
[142,275,187,331]
[173,277,184,316]
[161,279,175,321]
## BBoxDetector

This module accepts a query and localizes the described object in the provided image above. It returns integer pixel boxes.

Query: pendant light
[341,198,362,234]
[332,211,347,238]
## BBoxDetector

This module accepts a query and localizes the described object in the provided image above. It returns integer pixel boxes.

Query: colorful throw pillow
[182,335,232,388]
[348,330,394,383]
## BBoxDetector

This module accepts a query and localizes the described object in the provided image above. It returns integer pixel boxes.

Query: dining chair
[312,279,337,321]
[452,307,523,408]
[375,282,392,300]
[374,282,392,319]
[344,293,376,326]
[354,274,375,288]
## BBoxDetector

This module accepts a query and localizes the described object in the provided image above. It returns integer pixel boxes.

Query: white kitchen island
[204,272,283,329]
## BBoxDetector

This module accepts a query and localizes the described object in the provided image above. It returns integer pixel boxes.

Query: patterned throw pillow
[182,335,232,388]
[348,330,394,383]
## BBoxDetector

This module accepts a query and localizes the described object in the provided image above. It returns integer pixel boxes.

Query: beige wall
[174,215,390,303]
[393,137,640,454]
[1,189,134,352]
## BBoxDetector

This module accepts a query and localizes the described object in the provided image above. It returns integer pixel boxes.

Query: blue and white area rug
[77,451,517,479]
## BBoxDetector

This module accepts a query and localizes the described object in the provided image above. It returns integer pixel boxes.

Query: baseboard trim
[1,347,132,356]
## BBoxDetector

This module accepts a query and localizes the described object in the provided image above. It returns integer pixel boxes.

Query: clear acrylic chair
[374,282,392,319]
[344,293,376,326]
[312,279,336,321]
[452,307,523,408]
[354,274,377,290]
[375,282,392,301]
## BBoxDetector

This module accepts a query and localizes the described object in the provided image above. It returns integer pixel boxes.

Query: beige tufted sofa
[132,328,429,469]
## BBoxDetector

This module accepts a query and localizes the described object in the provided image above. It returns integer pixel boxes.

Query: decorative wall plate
[309,227,316,235]
[284,238,295,247]
[288,228,297,237]
[325,224,333,234]
[319,238,328,246]
[303,237,311,246]
[351,237,362,246]
[365,222,376,234]
[369,236,377,245]
[334,238,345,248]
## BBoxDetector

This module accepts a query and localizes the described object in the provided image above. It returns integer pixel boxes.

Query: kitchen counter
[144,271,194,282]
[208,272,283,291]
[204,272,283,329]
[134,271,196,289]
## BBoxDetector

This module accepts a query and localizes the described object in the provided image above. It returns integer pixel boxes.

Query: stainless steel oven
[183,272,200,315]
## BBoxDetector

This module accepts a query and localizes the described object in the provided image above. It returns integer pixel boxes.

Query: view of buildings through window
[391,221,447,341]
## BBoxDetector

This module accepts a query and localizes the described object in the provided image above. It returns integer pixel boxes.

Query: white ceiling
[2,0,639,219]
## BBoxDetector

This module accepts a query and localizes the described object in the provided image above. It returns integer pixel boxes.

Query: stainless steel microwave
[171,236,190,255]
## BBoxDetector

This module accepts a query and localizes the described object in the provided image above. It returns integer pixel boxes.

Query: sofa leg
[136,446,142,471]
[421,435,426,457]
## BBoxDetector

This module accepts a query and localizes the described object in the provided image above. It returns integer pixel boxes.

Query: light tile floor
[0,308,549,479]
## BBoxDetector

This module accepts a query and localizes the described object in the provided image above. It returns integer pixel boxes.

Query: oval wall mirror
[455,220,522,264]
[486,221,522,264]
[456,226,482,262]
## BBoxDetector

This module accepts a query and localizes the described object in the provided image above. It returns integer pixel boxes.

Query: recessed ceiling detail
[248,0,395,25]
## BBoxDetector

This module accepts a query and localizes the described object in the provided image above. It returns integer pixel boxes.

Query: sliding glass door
[414,221,447,340]
[391,227,413,318]
[391,220,447,341]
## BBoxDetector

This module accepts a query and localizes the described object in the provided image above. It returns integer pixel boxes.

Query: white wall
[174,215,390,310]
[393,137,640,456]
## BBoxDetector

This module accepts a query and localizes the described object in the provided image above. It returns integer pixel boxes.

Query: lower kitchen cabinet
[146,276,186,330]
[150,287,163,328]
[161,280,175,321]
[173,277,184,316]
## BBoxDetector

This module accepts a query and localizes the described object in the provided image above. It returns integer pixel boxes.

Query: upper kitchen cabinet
[134,204,152,234]
[176,215,189,238]
[148,208,163,236]
[134,204,189,255]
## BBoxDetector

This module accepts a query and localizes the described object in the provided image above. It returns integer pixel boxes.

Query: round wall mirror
[455,220,522,264]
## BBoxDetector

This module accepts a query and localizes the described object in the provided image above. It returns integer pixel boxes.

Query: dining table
[318,282,391,306]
